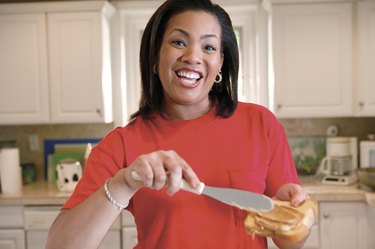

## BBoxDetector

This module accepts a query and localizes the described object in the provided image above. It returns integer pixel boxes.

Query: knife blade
[131,171,274,212]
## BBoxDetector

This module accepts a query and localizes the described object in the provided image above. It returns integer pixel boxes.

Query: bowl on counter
[356,168,375,190]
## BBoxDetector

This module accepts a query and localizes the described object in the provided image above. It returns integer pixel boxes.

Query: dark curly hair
[130,0,239,120]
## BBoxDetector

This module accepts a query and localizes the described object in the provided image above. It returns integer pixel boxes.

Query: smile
[175,70,203,87]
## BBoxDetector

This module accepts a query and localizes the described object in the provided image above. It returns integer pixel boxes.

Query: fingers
[275,183,307,207]
[125,150,200,195]
[291,187,307,207]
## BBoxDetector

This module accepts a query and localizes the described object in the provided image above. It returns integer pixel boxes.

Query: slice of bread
[244,198,317,242]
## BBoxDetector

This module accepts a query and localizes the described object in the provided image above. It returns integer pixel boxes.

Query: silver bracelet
[104,179,128,210]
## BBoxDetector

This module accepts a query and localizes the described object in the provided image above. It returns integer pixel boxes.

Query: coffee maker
[317,137,358,185]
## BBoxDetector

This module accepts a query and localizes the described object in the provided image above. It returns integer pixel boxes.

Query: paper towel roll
[0,148,22,195]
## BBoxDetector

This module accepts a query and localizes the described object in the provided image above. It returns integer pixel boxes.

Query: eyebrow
[172,28,219,40]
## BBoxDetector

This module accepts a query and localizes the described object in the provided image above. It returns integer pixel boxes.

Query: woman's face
[158,11,223,117]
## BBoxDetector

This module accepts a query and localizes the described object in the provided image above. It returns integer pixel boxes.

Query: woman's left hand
[271,183,310,249]
[274,183,307,207]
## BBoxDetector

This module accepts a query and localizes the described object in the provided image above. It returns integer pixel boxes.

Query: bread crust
[244,198,317,242]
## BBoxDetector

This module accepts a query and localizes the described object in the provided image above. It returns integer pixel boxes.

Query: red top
[63,102,300,249]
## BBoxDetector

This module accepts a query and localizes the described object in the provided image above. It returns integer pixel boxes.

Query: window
[113,1,269,125]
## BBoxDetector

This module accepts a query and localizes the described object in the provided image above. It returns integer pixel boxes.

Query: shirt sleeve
[263,112,300,197]
[62,127,126,209]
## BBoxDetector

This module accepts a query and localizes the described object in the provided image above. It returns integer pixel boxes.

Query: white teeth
[181,78,196,85]
[176,71,201,80]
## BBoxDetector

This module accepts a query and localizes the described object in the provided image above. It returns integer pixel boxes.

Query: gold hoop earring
[214,69,222,84]
[153,64,158,74]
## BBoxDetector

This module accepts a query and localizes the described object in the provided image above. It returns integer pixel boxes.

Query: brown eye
[203,44,217,53]
[170,39,186,48]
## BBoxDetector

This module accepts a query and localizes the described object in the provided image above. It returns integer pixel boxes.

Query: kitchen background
[1,1,375,249]
[1,0,375,181]
[1,118,375,181]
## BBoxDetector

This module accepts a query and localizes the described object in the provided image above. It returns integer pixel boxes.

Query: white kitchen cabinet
[47,11,113,123]
[0,1,114,125]
[319,202,367,249]
[23,205,122,249]
[122,210,137,249]
[0,230,25,249]
[271,2,353,118]
[356,0,375,116]
[0,13,49,125]
[0,206,25,249]
[367,205,375,249]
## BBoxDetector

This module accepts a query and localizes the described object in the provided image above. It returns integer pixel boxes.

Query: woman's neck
[161,101,214,120]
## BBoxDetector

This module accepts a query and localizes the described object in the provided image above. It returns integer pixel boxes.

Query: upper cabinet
[0,1,115,125]
[271,1,353,118]
[0,13,49,124]
[47,11,113,123]
[270,0,375,118]
[356,0,375,116]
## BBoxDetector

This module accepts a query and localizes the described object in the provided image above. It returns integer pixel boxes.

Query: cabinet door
[320,202,367,249]
[0,206,23,229]
[0,13,49,125]
[0,229,25,249]
[47,12,112,123]
[356,0,375,116]
[367,205,375,249]
[122,210,138,249]
[272,3,353,118]
[122,227,138,249]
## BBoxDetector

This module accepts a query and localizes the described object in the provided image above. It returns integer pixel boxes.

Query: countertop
[1,178,375,207]
[0,181,70,206]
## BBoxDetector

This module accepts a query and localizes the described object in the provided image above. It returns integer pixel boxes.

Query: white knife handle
[180,180,205,195]
[130,171,143,181]
[130,170,204,194]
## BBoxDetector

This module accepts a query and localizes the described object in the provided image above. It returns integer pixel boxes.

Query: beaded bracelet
[103,179,128,210]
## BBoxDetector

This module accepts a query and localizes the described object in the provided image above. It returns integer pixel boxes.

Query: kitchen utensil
[356,168,375,190]
[56,159,82,192]
[319,156,352,176]
[131,171,274,212]
[317,137,358,185]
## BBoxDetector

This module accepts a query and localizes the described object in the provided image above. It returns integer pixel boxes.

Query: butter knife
[131,171,274,212]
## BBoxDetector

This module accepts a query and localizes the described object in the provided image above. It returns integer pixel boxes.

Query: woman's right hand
[122,150,201,196]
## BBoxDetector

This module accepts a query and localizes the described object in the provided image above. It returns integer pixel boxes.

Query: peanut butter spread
[244,198,317,241]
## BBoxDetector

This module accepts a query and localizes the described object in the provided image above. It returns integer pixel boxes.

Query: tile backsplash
[0,123,114,181]
[1,117,375,181]
[280,117,375,138]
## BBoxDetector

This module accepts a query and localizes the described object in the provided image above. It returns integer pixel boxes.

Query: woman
[46,0,309,248]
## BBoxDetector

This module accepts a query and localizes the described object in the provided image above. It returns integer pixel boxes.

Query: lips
[175,69,203,88]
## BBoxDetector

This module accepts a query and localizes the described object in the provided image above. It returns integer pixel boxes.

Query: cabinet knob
[323,213,330,219]
[277,104,282,109]
[96,109,101,115]
[359,102,364,107]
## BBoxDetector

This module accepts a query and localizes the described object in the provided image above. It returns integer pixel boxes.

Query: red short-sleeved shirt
[63,102,300,249]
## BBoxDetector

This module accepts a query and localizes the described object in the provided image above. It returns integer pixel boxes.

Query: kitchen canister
[21,163,36,185]
[56,160,82,192]
[0,147,22,195]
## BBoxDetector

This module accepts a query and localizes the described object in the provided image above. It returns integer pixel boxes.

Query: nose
[181,45,202,64]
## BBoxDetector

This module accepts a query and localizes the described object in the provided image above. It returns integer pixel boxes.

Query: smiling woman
[45,1,308,249]
[112,0,269,125]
